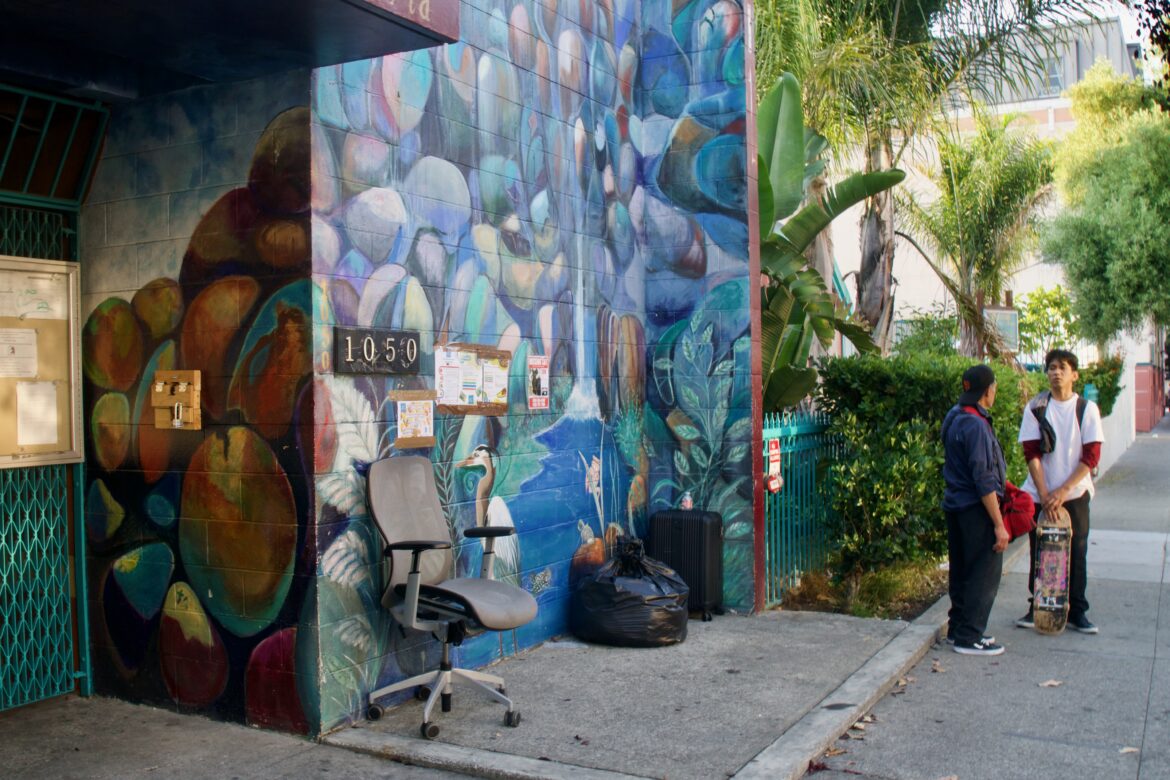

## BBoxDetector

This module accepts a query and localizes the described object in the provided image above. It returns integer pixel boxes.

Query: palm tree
[755,0,1100,349]
[897,109,1052,357]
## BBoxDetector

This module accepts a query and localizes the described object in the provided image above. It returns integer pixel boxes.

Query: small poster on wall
[481,356,509,405]
[435,346,463,406]
[527,354,549,410]
[390,390,437,449]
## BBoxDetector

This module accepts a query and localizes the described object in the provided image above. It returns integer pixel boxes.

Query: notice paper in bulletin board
[0,255,82,468]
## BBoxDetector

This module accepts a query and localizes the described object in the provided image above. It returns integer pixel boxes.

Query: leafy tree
[755,0,1100,349]
[898,110,1053,357]
[1053,60,1161,207]
[892,304,958,357]
[1016,285,1079,362]
[1130,0,1170,102]
[1044,109,1170,342]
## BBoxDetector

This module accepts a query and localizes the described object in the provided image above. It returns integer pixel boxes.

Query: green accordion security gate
[0,465,80,710]
[0,203,93,711]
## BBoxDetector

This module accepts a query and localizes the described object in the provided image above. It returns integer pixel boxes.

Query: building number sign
[334,327,421,374]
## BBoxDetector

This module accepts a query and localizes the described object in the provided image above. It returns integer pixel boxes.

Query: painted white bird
[456,445,520,585]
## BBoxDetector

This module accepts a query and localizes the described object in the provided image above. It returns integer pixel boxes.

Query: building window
[1038,57,1064,98]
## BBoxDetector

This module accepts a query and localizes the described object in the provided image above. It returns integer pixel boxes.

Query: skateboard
[1033,505,1072,635]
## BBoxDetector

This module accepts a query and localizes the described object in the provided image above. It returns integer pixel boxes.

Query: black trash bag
[569,539,689,647]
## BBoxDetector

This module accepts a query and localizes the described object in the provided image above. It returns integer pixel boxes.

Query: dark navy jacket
[941,404,1006,512]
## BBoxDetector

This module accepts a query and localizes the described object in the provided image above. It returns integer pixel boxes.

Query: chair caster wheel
[414,686,430,701]
[420,722,440,739]
[504,710,522,727]
[366,704,384,721]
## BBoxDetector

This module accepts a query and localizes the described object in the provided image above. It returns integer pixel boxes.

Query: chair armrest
[464,527,514,539]
[384,539,453,555]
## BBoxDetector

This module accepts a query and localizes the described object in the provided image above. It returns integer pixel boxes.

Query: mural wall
[309,0,753,731]
[79,0,751,736]
[81,71,318,732]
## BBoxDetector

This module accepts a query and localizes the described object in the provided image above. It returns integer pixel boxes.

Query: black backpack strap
[1076,396,1086,427]
[1030,391,1051,422]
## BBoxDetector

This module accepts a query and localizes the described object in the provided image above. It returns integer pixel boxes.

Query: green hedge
[1074,355,1123,417]
[815,354,1040,581]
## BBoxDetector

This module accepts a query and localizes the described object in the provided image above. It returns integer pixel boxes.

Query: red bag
[1000,481,1036,540]
[959,405,1035,540]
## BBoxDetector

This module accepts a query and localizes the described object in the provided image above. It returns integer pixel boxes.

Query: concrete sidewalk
[811,415,1170,779]
[18,418,1164,780]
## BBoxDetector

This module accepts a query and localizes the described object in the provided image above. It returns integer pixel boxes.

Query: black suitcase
[646,510,723,620]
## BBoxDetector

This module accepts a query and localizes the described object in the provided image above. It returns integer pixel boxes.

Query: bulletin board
[0,255,82,468]
[433,342,511,416]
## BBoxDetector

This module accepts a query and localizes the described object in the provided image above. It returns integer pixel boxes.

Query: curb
[731,535,1030,780]
[324,728,646,780]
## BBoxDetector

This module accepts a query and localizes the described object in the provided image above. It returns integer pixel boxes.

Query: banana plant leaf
[777,169,906,255]
[757,72,805,224]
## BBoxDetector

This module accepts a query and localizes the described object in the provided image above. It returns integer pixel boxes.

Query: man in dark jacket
[941,364,1010,656]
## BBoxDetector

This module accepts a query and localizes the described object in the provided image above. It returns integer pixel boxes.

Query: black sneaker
[1069,615,1099,634]
[953,639,1005,656]
[1014,612,1034,629]
[945,634,995,645]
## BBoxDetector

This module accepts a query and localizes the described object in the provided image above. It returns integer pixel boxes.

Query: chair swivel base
[366,665,522,739]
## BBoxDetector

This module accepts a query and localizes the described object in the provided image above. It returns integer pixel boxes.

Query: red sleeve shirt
[1020,440,1100,469]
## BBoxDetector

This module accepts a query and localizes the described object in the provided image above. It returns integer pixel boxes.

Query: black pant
[1027,493,1091,618]
[947,503,1004,644]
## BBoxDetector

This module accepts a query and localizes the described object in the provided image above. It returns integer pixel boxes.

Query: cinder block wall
[81,71,320,733]
[309,0,753,732]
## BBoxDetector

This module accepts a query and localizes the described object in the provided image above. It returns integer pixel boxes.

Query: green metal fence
[762,410,840,608]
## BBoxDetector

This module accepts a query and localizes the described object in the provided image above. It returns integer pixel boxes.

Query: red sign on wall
[357,0,460,41]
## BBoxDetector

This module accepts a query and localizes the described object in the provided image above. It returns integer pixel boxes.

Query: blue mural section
[308,0,751,729]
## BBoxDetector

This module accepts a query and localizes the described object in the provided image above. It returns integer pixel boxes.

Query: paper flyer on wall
[0,329,38,378]
[459,350,482,405]
[434,346,463,405]
[527,354,549,410]
[16,381,58,447]
[481,356,508,405]
[396,398,434,441]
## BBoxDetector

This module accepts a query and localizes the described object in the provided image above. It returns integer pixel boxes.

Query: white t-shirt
[1017,394,1104,502]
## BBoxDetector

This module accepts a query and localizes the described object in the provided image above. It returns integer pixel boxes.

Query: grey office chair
[365,456,538,739]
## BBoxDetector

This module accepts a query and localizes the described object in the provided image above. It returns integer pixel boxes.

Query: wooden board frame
[0,255,82,468]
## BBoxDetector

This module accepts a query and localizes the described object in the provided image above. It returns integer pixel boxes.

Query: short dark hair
[1044,349,1078,371]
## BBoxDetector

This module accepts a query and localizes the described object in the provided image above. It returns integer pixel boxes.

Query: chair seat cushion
[398,578,538,631]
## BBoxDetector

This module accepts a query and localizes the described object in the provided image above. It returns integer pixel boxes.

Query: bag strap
[1032,390,1087,429]
[1030,391,1051,423]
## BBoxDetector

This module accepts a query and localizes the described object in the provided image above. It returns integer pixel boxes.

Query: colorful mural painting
[80,0,751,735]
[82,75,317,732]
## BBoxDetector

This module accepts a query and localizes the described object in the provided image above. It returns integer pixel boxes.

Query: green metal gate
[1,83,105,712]
[0,465,80,710]
[762,411,840,608]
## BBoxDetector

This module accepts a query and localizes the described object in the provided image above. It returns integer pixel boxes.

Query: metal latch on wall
[150,370,202,430]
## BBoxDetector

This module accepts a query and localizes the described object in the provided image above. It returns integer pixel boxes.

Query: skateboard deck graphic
[1033,506,1072,635]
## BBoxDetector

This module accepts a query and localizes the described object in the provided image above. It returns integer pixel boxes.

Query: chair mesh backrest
[368,457,453,589]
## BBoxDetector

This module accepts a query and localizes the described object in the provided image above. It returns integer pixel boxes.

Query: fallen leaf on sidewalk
[931,659,946,674]
[1120,747,1140,754]
[935,775,959,780]
[850,721,866,731]
[824,746,848,757]
[861,714,877,723]
[1038,679,1063,688]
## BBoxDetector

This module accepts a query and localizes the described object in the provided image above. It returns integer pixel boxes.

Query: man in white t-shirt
[1014,349,1104,634]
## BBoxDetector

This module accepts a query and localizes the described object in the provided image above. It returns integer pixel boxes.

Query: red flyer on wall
[527,355,549,410]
